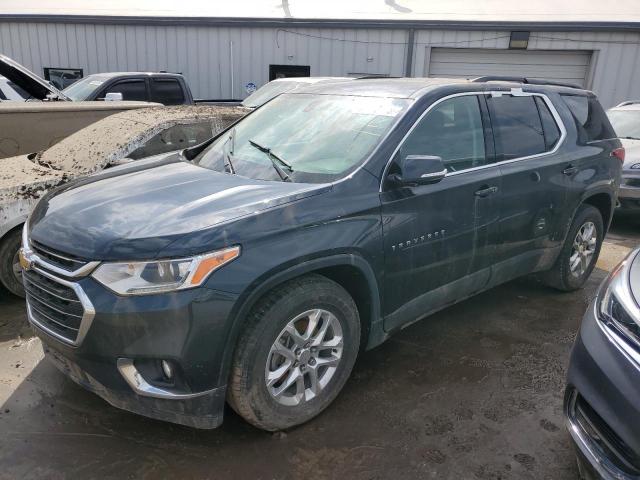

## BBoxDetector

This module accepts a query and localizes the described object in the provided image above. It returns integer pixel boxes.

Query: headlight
[92,246,240,295]
[598,254,640,343]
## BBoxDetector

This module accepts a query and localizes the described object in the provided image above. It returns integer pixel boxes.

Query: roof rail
[615,100,640,107]
[471,76,582,89]
[354,75,401,80]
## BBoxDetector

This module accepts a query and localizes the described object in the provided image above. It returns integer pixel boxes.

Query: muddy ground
[1,217,639,480]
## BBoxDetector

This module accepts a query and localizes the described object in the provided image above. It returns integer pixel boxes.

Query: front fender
[213,252,384,388]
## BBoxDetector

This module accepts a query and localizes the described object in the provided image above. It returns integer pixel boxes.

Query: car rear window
[488,95,546,160]
[561,94,616,143]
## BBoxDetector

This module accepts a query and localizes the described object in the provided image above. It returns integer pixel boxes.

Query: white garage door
[428,48,592,87]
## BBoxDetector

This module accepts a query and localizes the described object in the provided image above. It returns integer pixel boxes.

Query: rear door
[381,93,502,330]
[149,78,187,105]
[488,91,568,281]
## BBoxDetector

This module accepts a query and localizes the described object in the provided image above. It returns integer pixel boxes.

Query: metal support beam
[405,28,415,77]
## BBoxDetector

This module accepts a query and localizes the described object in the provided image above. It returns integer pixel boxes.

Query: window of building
[399,95,486,172]
[43,67,83,90]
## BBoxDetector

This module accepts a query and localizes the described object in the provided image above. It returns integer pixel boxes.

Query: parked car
[0,54,159,158]
[0,75,28,101]
[565,247,640,479]
[1,105,247,296]
[608,101,640,213]
[20,77,621,431]
[63,72,195,105]
[240,77,351,108]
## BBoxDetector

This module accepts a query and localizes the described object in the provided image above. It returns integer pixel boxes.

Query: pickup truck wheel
[0,229,25,298]
[541,204,603,292]
[227,274,360,431]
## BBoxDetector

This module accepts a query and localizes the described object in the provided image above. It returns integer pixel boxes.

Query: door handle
[563,165,578,176]
[474,185,498,198]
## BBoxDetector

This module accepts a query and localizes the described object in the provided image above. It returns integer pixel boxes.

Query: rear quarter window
[561,94,616,143]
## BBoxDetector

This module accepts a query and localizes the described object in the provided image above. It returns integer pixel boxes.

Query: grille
[31,240,88,273]
[24,269,84,343]
[574,393,640,475]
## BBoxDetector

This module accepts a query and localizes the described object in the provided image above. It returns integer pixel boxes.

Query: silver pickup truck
[0,54,158,158]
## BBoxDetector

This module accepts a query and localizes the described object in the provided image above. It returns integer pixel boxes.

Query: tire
[540,204,603,292]
[0,229,25,297]
[227,274,360,431]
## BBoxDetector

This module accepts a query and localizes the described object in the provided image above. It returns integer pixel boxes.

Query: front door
[381,93,502,331]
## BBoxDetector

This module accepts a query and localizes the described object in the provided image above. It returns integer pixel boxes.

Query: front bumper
[26,266,239,429]
[42,340,226,428]
[565,299,640,479]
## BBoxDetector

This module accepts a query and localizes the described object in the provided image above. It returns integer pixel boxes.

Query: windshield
[196,93,409,183]
[241,80,310,108]
[63,75,110,101]
[608,110,640,140]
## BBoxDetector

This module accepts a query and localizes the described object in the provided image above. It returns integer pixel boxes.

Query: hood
[29,157,329,260]
[621,137,640,170]
[0,54,69,101]
[0,154,67,206]
[38,105,249,175]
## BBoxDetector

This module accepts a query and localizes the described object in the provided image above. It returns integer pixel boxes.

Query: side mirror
[104,92,123,102]
[393,155,447,185]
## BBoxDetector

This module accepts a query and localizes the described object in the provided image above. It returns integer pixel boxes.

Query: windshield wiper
[224,128,237,174]
[248,139,293,182]
[620,136,640,141]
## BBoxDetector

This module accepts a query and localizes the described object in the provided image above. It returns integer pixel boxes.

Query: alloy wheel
[569,221,597,278]
[265,309,343,406]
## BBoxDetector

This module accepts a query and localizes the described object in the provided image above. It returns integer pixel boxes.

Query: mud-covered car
[0,54,160,158]
[0,105,247,296]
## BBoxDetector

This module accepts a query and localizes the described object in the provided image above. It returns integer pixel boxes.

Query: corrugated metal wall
[413,29,640,108]
[0,23,408,99]
[1,21,639,107]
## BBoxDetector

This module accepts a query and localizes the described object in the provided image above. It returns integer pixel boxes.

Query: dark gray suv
[20,77,622,431]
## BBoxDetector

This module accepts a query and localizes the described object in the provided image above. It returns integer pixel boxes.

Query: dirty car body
[22,78,621,430]
[0,54,160,159]
[0,105,247,296]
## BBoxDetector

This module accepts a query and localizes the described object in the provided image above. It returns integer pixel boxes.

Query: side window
[104,80,147,101]
[534,96,561,150]
[399,95,486,172]
[150,78,185,105]
[561,94,616,143]
[128,122,215,160]
[488,95,545,161]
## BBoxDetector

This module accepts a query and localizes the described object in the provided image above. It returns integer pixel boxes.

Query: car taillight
[611,147,625,162]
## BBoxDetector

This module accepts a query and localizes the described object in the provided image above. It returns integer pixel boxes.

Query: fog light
[161,360,173,379]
